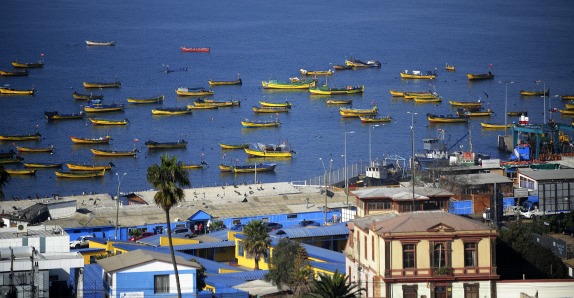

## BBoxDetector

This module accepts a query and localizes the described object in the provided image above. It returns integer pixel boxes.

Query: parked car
[265,222,283,232]
[298,220,320,227]
[172,227,193,238]
[69,235,93,249]
[129,232,155,242]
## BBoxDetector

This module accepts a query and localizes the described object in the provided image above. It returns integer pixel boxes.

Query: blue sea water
[0,0,573,199]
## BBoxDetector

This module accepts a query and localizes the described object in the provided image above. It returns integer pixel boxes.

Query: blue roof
[310,261,346,274]
[72,247,106,253]
[202,229,229,240]
[174,241,235,251]
[302,243,346,264]
[188,210,213,221]
[135,234,162,246]
[273,223,349,239]
[217,270,268,281]
[205,275,248,288]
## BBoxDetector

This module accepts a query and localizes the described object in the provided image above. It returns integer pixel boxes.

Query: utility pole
[115,172,127,239]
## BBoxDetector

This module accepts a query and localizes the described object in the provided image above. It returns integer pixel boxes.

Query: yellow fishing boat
[480,123,512,129]
[186,105,219,110]
[339,106,378,118]
[219,143,250,150]
[564,103,574,109]
[457,108,493,117]
[5,169,37,175]
[520,90,549,96]
[127,95,165,104]
[55,170,106,178]
[0,133,42,141]
[561,95,574,100]
[259,101,292,108]
[427,113,468,123]
[83,81,121,88]
[72,91,104,100]
[175,87,214,96]
[16,146,54,153]
[413,95,442,103]
[449,100,483,107]
[66,162,114,171]
[299,69,333,76]
[182,162,207,170]
[0,87,35,95]
[208,78,242,86]
[151,107,192,115]
[70,136,111,144]
[252,106,289,113]
[244,143,293,158]
[400,71,436,79]
[0,69,28,76]
[241,118,281,128]
[23,162,62,168]
[559,109,574,115]
[89,118,128,125]
[326,99,353,105]
[11,60,44,68]
[359,115,392,123]
[194,99,240,107]
[403,92,433,99]
[261,79,316,89]
[90,148,137,157]
[467,72,494,80]
[445,64,455,71]
[310,85,364,95]
[219,164,232,172]
[507,111,528,117]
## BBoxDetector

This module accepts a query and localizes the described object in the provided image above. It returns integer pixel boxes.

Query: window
[287,214,298,219]
[403,244,416,268]
[464,243,477,267]
[432,243,446,268]
[371,236,375,261]
[364,236,367,260]
[238,241,244,257]
[367,201,391,210]
[154,275,169,293]
[464,283,479,298]
[402,285,417,298]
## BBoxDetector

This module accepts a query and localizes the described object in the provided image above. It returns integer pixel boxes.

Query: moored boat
[520,89,549,96]
[176,87,214,96]
[259,101,292,108]
[400,70,436,79]
[445,64,455,71]
[219,143,250,150]
[448,100,483,108]
[403,92,434,99]
[252,106,289,113]
[186,105,219,110]
[67,162,115,171]
[16,145,54,153]
[44,111,85,121]
[12,58,44,68]
[261,79,316,89]
[24,162,62,168]
[145,140,187,149]
[83,100,125,112]
[244,143,293,158]
[299,69,333,76]
[310,85,364,95]
[208,78,242,86]
[339,106,378,118]
[85,40,115,46]
[413,95,442,103]
[219,164,232,172]
[127,95,164,104]
[0,132,41,141]
[0,87,35,95]
[241,118,281,128]
[0,157,23,164]
[5,169,37,175]
[564,103,574,109]
[70,136,111,144]
[427,113,468,123]
[333,65,353,70]
[0,69,28,76]
[89,118,128,125]
[359,115,393,123]
[558,109,574,115]
[182,161,207,170]
[151,107,191,115]
[193,98,239,107]
[345,59,381,68]
[83,81,121,88]
[232,162,277,173]
[457,108,493,117]
[561,95,574,100]
[480,123,512,129]
[72,91,104,100]
[55,170,106,178]
[507,111,528,116]
[90,148,137,157]
[467,72,494,80]
[326,99,353,105]
[181,47,210,52]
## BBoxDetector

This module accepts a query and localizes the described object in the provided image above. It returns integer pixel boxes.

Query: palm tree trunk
[165,210,182,298]
[254,258,259,271]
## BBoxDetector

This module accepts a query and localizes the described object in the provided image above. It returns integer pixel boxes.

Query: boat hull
[12,61,44,68]
[232,163,277,173]
[89,118,127,125]
[5,169,37,175]
[145,140,187,149]
[67,163,113,171]
[261,80,315,89]
[90,148,137,157]
[360,116,392,123]
[220,143,250,149]
[24,163,62,168]
[480,123,512,129]
[127,96,164,104]
[244,148,292,158]
[56,170,105,178]
[241,119,281,128]
[83,81,121,88]
[400,72,436,79]
[0,88,35,95]
[467,73,494,80]
[208,79,241,86]
[0,133,42,141]
[151,108,191,115]
[70,136,111,144]
[339,107,378,118]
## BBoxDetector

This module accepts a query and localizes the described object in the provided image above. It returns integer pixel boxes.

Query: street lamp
[320,158,327,225]
[369,124,380,163]
[115,172,127,239]
[344,131,355,207]
[502,81,514,136]
[407,112,417,212]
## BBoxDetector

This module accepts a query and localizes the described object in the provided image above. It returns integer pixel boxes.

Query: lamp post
[407,112,417,212]
[320,158,327,225]
[369,124,380,163]
[344,131,354,207]
[115,172,127,239]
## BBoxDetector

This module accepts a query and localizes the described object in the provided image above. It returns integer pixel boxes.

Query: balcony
[432,267,453,276]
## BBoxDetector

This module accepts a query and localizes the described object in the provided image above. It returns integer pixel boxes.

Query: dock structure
[509,120,574,160]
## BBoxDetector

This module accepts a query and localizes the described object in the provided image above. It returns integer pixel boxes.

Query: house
[517,168,574,214]
[344,211,498,297]
[350,186,454,216]
[97,249,202,297]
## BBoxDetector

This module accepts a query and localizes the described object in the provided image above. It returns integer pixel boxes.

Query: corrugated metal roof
[351,187,453,200]
[310,261,346,273]
[205,275,248,288]
[459,173,513,185]
[97,249,200,273]
[519,169,574,181]
[273,223,348,239]
[218,270,269,281]
[174,240,235,251]
[302,243,345,264]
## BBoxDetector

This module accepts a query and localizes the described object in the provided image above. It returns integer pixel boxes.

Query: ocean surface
[1,0,573,199]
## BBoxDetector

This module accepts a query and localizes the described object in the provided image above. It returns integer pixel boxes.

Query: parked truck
[519,196,571,218]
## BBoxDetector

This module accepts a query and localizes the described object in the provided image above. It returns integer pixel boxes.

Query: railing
[297,162,367,188]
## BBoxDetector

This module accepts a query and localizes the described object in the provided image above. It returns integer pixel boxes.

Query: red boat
[181,47,210,53]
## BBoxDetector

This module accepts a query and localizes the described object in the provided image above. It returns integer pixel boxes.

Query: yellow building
[344,211,498,298]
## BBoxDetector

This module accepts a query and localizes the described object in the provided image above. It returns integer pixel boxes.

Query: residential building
[517,168,574,214]
[344,211,498,298]
[350,187,454,216]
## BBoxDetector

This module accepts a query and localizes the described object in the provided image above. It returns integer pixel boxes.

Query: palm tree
[0,166,10,200]
[266,238,313,296]
[242,220,271,270]
[304,270,364,298]
[147,154,190,298]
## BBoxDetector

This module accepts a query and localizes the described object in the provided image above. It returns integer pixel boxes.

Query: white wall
[497,280,574,298]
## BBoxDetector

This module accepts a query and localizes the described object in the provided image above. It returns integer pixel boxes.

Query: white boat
[85,40,115,46]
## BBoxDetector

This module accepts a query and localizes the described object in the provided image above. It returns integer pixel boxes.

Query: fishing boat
[480,123,512,129]
[326,99,353,105]
[0,157,23,164]
[344,59,381,68]
[145,140,188,149]
[415,129,450,170]
[403,92,434,100]
[448,100,483,108]
[55,170,106,178]
[241,118,281,128]
[88,118,128,125]
[564,103,574,109]
[400,70,436,80]
[309,85,364,95]
[559,109,574,115]
[85,40,115,46]
[90,148,137,157]
[244,143,293,158]
[72,91,104,100]
[359,115,392,123]
[208,78,242,86]
[413,95,442,103]
[5,169,37,175]
[339,106,378,118]
[520,89,549,96]
[252,106,289,113]
[561,95,574,100]
[219,143,250,150]
[389,90,406,97]
[83,81,121,88]
[467,72,494,80]
[181,47,210,52]
[182,161,207,170]
[261,79,316,89]
[151,107,192,115]
[186,105,219,110]
[259,101,292,108]
[176,87,214,96]
[127,95,164,104]
[12,60,44,68]
[67,162,115,171]
[16,145,54,153]
[0,149,16,158]
[44,111,85,121]
[0,69,28,76]
[299,69,333,76]
[0,87,35,95]
[232,162,277,173]
[507,111,528,116]
[24,162,62,168]
[457,108,493,117]
[445,64,455,71]
[83,100,125,113]
[0,133,41,141]
[426,113,468,123]
[333,65,353,70]
[194,99,240,107]
[70,136,111,144]
[219,164,232,172]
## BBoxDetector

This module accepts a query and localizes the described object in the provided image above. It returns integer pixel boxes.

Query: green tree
[242,220,271,270]
[304,270,364,298]
[147,154,191,298]
[190,258,207,292]
[266,238,314,296]
[0,166,10,200]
